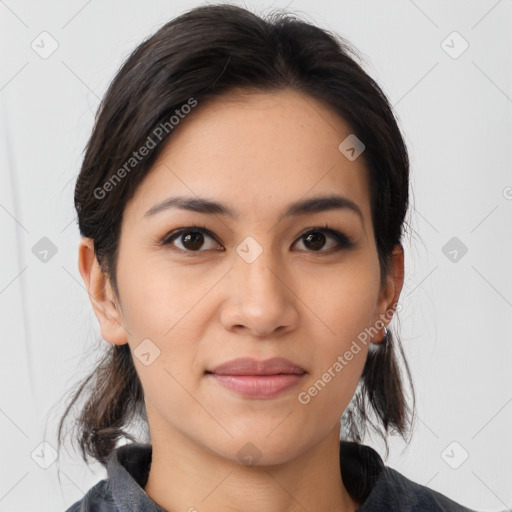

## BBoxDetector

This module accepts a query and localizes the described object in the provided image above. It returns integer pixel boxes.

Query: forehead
[124,88,372,227]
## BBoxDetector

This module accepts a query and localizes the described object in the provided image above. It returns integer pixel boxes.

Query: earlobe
[78,237,128,346]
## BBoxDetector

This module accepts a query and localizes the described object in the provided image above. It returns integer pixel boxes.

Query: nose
[219,250,299,338]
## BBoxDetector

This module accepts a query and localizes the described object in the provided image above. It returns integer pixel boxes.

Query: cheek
[296,293,373,426]
[117,253,209,338]
[115,259,205,399]
[298,260,380,396]
[304,257,381,342]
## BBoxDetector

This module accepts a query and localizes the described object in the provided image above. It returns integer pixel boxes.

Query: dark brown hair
[56,2,416,469]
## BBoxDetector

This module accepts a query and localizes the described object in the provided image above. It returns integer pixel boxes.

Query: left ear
[371,243,405,343]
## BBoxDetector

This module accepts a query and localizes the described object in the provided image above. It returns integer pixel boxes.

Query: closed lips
[206,357,307,376]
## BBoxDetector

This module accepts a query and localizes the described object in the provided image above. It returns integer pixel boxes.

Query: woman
[58,3,477,511]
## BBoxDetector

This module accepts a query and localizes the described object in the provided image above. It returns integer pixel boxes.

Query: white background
[0,1,511,511]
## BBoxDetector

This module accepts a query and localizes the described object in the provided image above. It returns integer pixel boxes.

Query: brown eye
[302,231,328,251]
[180,231,206,251]
[294,227,354,253]
[162,226,222,253]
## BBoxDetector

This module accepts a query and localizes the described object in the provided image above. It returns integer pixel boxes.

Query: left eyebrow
[143,194,365,227]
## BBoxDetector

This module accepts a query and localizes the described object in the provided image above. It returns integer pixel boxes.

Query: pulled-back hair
[56,2,416,469]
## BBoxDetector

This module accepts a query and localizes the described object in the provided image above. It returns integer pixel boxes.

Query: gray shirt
[64,441,478,511]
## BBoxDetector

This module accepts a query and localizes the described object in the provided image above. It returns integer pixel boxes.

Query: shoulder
[64,479,117,512]
[359,465,478,511]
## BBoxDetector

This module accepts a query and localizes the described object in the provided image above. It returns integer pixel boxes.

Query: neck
[143,421,359,512]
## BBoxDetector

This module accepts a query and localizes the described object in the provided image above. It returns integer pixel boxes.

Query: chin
[208,429,309,468]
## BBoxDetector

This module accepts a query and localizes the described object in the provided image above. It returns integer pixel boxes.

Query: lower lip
[208,373,305,398]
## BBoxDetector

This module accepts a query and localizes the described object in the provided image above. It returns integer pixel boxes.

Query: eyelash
[160,223,355,256]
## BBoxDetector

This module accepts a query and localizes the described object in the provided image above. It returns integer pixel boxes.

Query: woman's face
[89,88,403,465]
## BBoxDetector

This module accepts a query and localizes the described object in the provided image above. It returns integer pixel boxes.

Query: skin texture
[78,88,404,512]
